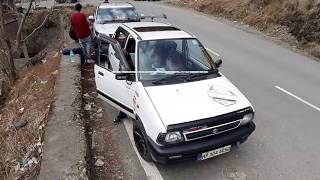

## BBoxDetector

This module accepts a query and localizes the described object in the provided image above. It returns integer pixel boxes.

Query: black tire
[133,120,152,162]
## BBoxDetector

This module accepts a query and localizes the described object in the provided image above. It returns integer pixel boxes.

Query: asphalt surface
[90,1,320,180]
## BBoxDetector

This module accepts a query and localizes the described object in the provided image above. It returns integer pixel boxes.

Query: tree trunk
[5,39,16,81]
[16,0,34,51]
[0,4,4,35]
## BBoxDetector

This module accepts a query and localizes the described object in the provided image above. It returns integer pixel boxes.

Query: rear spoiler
[140,14,167,22]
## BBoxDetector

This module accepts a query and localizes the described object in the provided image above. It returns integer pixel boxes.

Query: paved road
[95,1,320,180]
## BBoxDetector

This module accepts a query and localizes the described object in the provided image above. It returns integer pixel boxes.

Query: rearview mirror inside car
[214,59,223,68]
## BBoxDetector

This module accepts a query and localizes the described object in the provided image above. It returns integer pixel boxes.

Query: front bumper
[147,122,255,163]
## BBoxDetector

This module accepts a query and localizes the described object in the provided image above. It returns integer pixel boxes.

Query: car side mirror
[214,59,222,68]
[88,15,95,22]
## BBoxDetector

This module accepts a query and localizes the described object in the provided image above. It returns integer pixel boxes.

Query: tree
[0,2,16,81]
[16,0,35,52]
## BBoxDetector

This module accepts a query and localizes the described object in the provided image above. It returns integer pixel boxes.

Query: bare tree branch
[22,12,52,42]
[0,49,9,58]
[16,0,35,50]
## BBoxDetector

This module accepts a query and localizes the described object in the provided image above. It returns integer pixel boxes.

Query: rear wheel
[133,121,152,162]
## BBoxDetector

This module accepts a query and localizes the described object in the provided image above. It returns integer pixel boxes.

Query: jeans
[79,36,91,62]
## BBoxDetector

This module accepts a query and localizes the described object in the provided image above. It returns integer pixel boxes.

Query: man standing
[70,3,94,63]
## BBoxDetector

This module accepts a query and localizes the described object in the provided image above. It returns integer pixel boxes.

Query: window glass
[138,38,214,81]
[98,40,112,70]
[96,7,139,23]
[115,29,128,48]
[124,37,136,70]
[187,39,211,67]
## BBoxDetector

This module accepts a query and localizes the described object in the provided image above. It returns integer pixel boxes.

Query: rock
[31,157,38,165]
[41,58,47,64]
[14,163,20,172]
[97,108,103,113]
[84,103,91,111]
[53,52,59,58]
[40,80,48,84]
[13,119,28,129]
[51,70,59,75]
[38,124,45,130]
[18,107,25,114]
[27,158,34,167]
[96,113,103,118]
[94,159,104,167]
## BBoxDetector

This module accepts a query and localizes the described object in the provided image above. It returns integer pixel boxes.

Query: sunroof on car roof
[133,26,180,32]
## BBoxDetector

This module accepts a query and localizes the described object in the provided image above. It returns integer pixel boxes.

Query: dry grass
[0,53,60,180]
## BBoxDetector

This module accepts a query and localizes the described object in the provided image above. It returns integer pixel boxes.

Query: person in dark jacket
[70,3,94,63]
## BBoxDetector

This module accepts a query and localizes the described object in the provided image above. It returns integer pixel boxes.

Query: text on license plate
[198,145,231,160]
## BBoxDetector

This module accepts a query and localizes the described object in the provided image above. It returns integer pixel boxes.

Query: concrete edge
[38,49,88,180]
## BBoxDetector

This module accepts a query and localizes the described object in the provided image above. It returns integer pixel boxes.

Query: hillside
[168,0,320,58]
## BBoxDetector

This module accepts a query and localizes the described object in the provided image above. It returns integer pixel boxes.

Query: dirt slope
[168,0,320,58]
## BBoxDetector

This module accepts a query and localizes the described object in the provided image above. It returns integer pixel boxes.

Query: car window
[96,7,139,23]
[187,39,211,68]
[98,40,112,70]
[124,36,136,70]
[98,36,136,73]
[115,28,129,48]
[138,38,215,81]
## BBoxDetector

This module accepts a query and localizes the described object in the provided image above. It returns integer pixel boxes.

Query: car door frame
[95,34,135,118]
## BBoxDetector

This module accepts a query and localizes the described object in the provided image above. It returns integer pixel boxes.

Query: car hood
[144,76,252,128]
[94,23,120,36]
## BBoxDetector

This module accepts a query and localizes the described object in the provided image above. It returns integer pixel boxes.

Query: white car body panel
[144,76,252,127]
[134,82,167,141]
[94,23,121,36]
[95,64,135,117]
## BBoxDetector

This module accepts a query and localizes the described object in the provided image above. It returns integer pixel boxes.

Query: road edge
[38,45,88,179]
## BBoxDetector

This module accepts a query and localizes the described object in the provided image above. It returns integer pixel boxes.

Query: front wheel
[133,121,152,162]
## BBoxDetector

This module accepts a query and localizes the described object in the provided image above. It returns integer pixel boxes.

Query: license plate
[198,145,231,160]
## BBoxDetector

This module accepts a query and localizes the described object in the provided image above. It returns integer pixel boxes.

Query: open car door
[94,34,135,118]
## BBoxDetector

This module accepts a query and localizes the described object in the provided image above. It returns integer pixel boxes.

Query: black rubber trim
[147,122,255,163]
[167,107,254,131]
[97,90,134,114]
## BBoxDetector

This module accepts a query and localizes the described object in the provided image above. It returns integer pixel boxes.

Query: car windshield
[96,7,140,23]
[138,38,217,83]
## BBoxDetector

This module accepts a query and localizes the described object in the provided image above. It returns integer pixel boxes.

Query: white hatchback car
[90,2,140,37]
[94,22,256,163]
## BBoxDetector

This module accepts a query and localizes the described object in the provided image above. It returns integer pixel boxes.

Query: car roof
[99,2,134,9]
[122,22,194,41]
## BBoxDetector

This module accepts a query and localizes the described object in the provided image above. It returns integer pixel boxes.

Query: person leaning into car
[70,3,94,64]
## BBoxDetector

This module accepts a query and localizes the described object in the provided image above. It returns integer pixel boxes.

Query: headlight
[241,113,254,125]
[157,131,184,145]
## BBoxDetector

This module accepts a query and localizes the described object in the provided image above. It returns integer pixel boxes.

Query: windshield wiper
[187,69,218,81]
[152,73,189,85]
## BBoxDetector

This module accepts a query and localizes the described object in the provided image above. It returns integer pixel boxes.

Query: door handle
[98,71,104,76]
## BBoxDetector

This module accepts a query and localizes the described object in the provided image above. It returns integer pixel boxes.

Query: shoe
[86,59,94,64]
